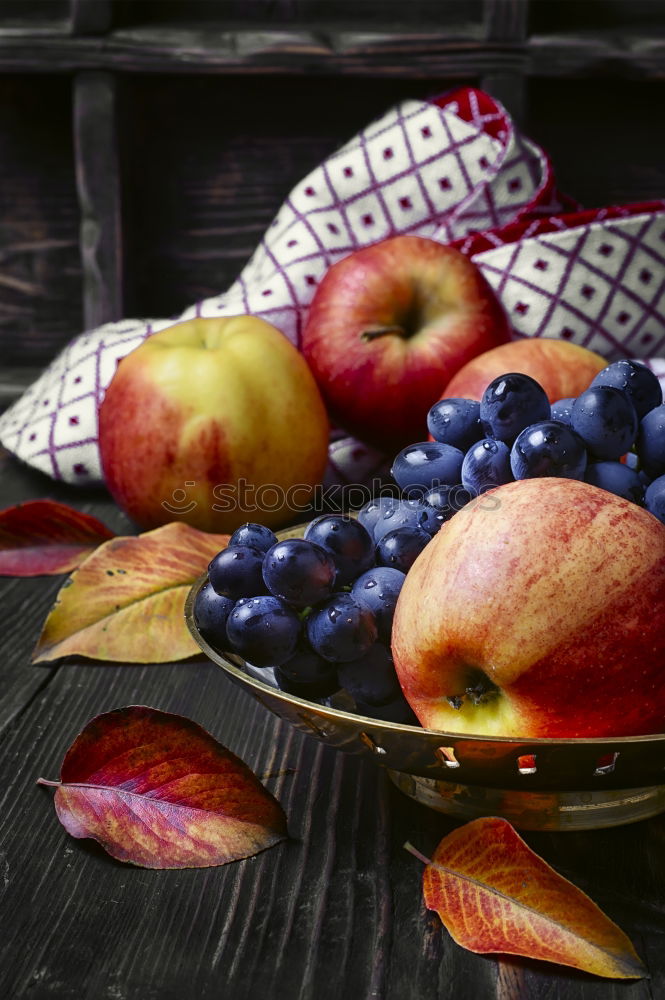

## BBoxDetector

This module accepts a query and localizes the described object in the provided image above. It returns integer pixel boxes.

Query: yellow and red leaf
[32,521,229,663]
[38,705,287,869]
[412,817,645,980]
[0,499,115,576]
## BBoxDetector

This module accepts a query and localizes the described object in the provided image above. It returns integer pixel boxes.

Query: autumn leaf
[32,521,229,663]
[37,706,288,869]
[407,817,645,980]
[0,499,115,576]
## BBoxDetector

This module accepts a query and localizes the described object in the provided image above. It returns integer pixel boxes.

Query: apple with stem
[302,235,511,451]
[391,477,665,738]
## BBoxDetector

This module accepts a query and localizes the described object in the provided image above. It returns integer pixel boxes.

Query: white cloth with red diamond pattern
[1,87,664,488]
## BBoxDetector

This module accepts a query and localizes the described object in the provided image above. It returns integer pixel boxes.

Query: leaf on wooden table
[38,706,288,869]
[32,521,229,663]
[407,817,645,980]
[0,499,115,576]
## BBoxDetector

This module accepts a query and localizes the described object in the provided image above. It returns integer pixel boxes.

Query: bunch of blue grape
[194,358,664,720]
[396,359,665,524]
[194,517,419,723]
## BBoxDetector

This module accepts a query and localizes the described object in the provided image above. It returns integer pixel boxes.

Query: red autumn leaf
[0,499,115,576]
[37,706,288,869]
[408,817,645,980]
[32,521,229,663]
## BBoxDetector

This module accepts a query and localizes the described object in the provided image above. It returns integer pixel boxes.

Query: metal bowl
[185,529,665,832]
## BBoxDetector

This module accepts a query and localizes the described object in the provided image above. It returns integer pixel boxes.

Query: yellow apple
[99,316,329,533]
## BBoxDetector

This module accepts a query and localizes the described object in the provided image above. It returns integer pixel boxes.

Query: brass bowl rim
[185,574,665,752]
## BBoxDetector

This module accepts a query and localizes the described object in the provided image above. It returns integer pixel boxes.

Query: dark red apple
[302,235,511,451]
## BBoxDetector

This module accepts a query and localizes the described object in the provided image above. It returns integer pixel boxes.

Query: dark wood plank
[120,74,467,319]
[111,0,482,30]
[529,1,665,35]
[483,0,528,43]
[529,32,665,79]
[0,447,664,998]
[0,28,663,78]
[0,573,60,735]
[527,77,665,208]
[69,0,111,36]
[481,0,527,123]
[479,71,526,123]
[0,76,83,367]
[0,643,662,1000]
[0,1,70,31]
[0,625,663,999]
[73,70,124,328]
[0,30,525,77]
[0,447,131,735]
[120,70,665,321]
[0,655,401,1000]
[0,447,122,516]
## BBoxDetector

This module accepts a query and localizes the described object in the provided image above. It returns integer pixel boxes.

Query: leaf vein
[63,780,255,826]
[429,859,637,969]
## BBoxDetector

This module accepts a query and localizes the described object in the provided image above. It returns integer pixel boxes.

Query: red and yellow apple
[440,338,607,404]
[392,477,665,738]
[99,316,329,533]
[302,235,511,452]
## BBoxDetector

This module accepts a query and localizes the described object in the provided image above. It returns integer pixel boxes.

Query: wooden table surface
[1,442,664,1000]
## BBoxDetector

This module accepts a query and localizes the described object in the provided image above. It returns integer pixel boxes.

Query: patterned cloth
[1,87,663,487]
[456,206,665,358]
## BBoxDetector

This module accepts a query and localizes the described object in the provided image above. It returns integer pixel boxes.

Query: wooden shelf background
[1,0,664,399]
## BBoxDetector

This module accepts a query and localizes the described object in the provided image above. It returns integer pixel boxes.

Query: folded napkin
[1,87,664,488]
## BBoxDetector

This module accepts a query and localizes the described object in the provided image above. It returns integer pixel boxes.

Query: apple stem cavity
[360,325,407,342]
[446,671,499,710]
